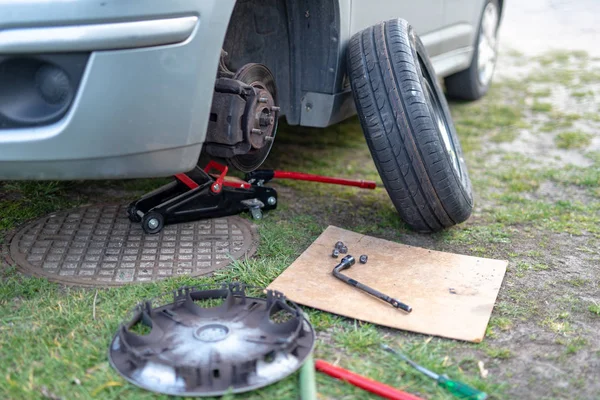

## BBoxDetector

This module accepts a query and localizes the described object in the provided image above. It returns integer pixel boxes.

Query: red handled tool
[315,359,424,400]
[245,169,377,189]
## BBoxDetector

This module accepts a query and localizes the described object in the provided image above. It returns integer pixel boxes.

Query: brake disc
[108,283,315,397]
[230,63,280,172]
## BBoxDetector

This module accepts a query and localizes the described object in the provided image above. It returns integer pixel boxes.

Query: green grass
[3,49,600,399]
[489,317,513,331]
[334,322,381,353]
[565,337,588,354]
[485,347,512,359]
[563,278,589,287]
[571,90,594,99]
[514,262,550,278]
[0,182,81,231]
[529,88,552,98]
[535,51,572,66]
[542,314,575,336]
[555,131,593,149]
[531,101,553,113]
[539,111,582,132]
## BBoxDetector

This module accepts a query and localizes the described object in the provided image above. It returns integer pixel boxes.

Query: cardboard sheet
[268,226,507,342]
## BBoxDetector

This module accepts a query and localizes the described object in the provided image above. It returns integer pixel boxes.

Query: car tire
[347,18,473,233]
[444,0,500,100]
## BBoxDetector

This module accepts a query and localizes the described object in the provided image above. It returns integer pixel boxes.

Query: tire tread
[347,19,473,232]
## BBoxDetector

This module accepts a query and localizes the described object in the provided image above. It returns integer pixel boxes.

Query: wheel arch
[221,0,342,126]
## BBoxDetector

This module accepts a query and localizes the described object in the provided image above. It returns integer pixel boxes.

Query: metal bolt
[258,97,268,103]
[267,196,277,206]
[339,245,348,254]
[252,128,263,135]
[147,218,159,229]
[305,103,313,112]
[359,255,368,264]
[212,184,221,192]
[250,207,263,220]
[332,249,339,258]
[264,137,274,142]
[271,106,280,112]
[334,241,344,250]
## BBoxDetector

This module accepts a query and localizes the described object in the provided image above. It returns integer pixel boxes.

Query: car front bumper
[0,0,235,180]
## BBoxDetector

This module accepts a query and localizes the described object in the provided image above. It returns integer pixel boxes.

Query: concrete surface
[499,0,600,56]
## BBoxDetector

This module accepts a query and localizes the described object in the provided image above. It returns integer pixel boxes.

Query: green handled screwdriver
[381,344,487,400]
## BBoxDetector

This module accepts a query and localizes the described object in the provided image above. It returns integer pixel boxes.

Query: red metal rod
[175,173,199,190]
[315,359,425,400]
[272,170,376,189]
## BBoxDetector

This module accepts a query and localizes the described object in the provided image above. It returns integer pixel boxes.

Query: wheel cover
[477,2,499,86]
[108,283,315,397]
[420,58,463,180]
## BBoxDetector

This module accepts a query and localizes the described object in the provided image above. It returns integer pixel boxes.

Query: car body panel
[0,16,199,53]
[0,0,236,179]
[349,0,446,56]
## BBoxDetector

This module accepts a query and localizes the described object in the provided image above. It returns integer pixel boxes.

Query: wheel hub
[247,86,276,149]
[230,63,280,172]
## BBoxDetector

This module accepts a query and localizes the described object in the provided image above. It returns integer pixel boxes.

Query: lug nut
[332,249,340,258]
[334,241,344,250]
[339,245,348,254]
[359,255,368,264]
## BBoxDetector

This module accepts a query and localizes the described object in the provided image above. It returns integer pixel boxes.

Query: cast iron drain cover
[109,283,315,397]
[5,204,258,286]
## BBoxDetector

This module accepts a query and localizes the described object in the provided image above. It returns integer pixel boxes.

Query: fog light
[36,65,71,105]
[0,58,74,126]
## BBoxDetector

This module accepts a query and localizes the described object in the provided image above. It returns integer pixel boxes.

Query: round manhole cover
[5,204,258,286]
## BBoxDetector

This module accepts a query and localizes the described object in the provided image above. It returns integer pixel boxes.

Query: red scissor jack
[128,161,376,234]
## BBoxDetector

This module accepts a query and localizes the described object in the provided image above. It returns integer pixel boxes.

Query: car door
[349,0,445,57]
[442,0,484,52]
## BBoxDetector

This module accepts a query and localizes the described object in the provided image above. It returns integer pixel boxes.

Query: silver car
[0,0,502,181]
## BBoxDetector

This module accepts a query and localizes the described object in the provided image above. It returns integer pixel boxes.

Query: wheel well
[221,0,341,125]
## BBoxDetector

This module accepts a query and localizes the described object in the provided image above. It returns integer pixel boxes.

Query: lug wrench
[332,255,412,313]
